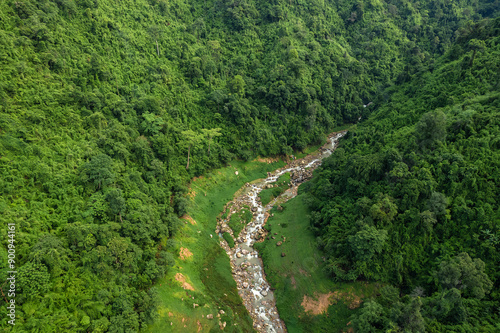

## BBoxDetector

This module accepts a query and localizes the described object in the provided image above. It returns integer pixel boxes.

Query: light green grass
[147,159,285,333]
[330,123,354,133]
[255,193,379,333]
[294,124,352,158]
[223,232,235,248]
[294,142,326,159]
[258,172,291,206]
[227,205,252,238]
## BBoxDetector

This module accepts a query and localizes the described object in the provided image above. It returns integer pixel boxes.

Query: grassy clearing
[227,205,252,238]
[147,159,285,332]
[255,193,380,333]
[294,124,353,158]
[294,142,326,159]
[223,232,235,248]
[330,123,355,133]
[258,172,291,206]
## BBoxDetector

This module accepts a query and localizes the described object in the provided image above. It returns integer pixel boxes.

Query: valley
[0,0,499,332]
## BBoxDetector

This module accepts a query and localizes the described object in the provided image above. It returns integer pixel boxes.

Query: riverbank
[146,130,354,332]
[146,159,285,332]
[255,194,380,332]
[214,131,348,332]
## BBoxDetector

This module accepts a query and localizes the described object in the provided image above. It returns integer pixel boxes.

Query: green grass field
[255,193,379,333]
[227,205,253,238]
[146,159,285,332]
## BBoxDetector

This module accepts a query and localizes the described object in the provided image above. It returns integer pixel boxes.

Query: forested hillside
[0,0,498,331]
[304,17,500,331]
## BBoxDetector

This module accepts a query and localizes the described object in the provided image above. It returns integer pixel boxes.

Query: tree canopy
[0,0,499,331]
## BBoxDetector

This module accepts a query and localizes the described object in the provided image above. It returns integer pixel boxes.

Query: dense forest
[0,0,498,331]
[305,17,500,332]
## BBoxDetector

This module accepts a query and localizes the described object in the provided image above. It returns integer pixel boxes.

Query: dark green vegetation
[0,0,498,331]
[223,232,235,248]
[259,172,291,206]
[304,18,500,332]
[255,194,379,332]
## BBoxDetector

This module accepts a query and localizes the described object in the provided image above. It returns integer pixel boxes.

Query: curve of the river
[216,131,347,332]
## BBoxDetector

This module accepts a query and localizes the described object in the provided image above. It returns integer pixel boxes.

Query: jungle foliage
[304,17,500,332]
[0,0,498,331]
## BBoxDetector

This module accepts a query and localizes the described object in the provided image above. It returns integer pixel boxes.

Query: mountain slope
[0,0,498,331]
[304,17,500,332]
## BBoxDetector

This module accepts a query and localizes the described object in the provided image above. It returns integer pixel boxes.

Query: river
[216,131,347,332]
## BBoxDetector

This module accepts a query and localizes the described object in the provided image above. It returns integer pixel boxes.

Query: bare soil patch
[298,268,310,277]
[180,247,193,260]
[253,157,280,164]
[301,290,363,315]
[290,275,297,289]
[341,291,362,309]
[301,292,334,315]
[175,273,195,291]
[181,214,197,225]
[192,175,204,182]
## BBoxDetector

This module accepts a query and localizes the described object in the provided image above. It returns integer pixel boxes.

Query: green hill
[0,0,498,331]
[304,17,500,332]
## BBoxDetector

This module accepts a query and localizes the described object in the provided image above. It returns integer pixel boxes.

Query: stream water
[217,131,347,332]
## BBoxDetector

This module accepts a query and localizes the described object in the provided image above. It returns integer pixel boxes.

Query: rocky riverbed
[216,131,347,332]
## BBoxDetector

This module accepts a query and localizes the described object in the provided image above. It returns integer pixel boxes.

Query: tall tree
[179,130,202,170]
[228,75,245,97]
[468,39,486,66]
[437,252,493,299]
[348,224,388,262]
[106,188,126,222]
[415,111,447,149]
[80,154,115,190]
[201,128,222,156]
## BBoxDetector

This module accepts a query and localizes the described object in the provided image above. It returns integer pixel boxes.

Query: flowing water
[216,131,347,332]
